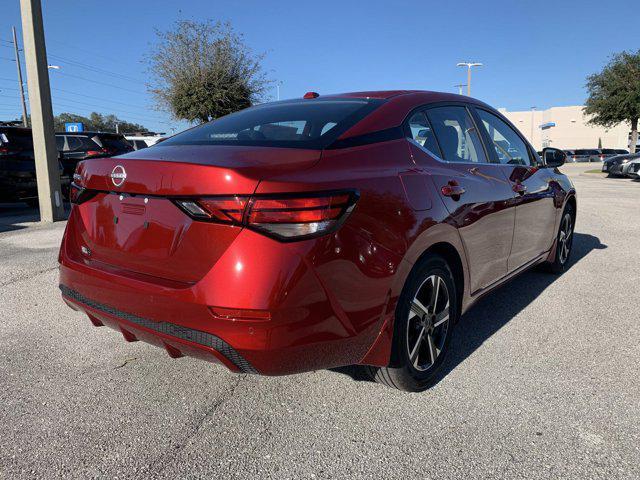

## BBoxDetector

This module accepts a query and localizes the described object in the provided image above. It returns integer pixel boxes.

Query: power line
[50,70,146,95]
[50,95,166,120]
[46,38,129,66]
[47,52,144,84]
[51,101,161,124]
[50,87,151,109]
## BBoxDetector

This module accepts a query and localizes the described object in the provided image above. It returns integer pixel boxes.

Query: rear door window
[425,106,487,163]
[160,98,383,150]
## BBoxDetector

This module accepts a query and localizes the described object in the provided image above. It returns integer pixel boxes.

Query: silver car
[622,157,640,178]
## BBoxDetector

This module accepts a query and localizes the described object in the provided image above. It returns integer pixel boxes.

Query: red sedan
[59,90,576,391]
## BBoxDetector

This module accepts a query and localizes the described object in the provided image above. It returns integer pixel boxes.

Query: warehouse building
[499,105,634,151]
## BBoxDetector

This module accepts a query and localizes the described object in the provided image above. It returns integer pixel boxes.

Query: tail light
[85,148,109,157]
[0,146,9,155]
[599,154,605,160]
[69,164,97,205]
[174,191,358,241]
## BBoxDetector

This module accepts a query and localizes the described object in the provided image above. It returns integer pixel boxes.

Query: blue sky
[1,0,638,134]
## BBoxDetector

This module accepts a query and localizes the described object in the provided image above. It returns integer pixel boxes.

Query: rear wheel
[544,203,575,274]
[367,255,457,392]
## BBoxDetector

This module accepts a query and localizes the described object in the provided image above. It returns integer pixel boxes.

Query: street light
[456,62,483,96]
[454,84,467,95]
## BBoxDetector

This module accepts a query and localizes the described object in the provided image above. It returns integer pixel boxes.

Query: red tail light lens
[85,149,109,157]
[175,196,248,224]
[174,191,358,241]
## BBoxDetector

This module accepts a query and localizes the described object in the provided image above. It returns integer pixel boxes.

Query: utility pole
[454,84,467,95]
[457,62,483,96]
[20,0,64,222]
[115,122,119,134]
[12,26,29,127]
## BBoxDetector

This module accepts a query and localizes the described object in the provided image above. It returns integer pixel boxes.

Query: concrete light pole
[20,0,64,222]
[12,26,29,127]
[530,106,536,146]
[456,62,483,96]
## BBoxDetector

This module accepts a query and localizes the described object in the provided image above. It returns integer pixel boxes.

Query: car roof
[0,126,32,134]
[56,131,124,137]
[324,90,495,139]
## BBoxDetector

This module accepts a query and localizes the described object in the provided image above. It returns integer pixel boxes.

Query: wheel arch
[359,226,469,367]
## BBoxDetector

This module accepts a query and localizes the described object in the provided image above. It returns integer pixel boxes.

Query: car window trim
[402,102,492,165]
[470,106,537,167]
[403,107,443,159]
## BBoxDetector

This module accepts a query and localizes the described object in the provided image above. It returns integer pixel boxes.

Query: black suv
[0,126,69,206]
[56,131,134,177]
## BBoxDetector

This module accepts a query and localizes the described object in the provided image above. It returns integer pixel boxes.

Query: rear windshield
[96,134,133,151]
[575,149,599,155]
[161,98,383,149]
[0,128,33,150]
[600,149,617,154]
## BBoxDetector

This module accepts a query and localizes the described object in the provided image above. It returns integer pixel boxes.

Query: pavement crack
[0,266,58,287]
[142,374,246,477]
[113,357,138,369]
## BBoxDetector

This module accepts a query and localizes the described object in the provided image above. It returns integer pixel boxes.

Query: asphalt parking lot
[0,163,638,479]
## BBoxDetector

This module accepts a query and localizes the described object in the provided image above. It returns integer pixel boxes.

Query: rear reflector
[209,306,271,321]
[174,191,358,241]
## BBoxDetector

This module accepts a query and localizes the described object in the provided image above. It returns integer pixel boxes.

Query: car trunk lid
[69,145,320,283]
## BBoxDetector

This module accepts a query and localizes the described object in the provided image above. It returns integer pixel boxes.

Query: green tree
[53,112,148,134]
[146,20,269,123]
[584,50,640,153]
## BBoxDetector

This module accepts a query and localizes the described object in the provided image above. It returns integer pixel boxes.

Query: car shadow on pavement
[0,202,70,233]
[331,232,607,386]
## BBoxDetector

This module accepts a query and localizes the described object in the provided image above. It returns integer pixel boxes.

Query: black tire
[367,254,458,392]
[544,203,575,274]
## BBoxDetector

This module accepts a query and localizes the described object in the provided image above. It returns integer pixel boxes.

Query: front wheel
[367,255,457,392]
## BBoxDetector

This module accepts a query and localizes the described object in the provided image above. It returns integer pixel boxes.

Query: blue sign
[539,122,556,130]
[65,122,84,132]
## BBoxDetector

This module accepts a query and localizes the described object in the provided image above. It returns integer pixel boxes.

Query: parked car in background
[56,132,134,178]
[602,153,640,176]
[125,138,149,150]
[597,149,619,162]
[621,157,640,178]
[1,126,69,206]
[614,149,629,155]
[125,135,164,149]
[60,90,576,392]
[563,150,576,162]
[567,149,599,162]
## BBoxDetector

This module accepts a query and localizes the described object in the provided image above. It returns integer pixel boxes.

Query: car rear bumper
[59,222,398,375]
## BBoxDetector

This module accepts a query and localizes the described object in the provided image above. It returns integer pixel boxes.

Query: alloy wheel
[406,275,450,372]
[558,213,573,265]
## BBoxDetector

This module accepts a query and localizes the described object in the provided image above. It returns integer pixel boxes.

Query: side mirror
[542,147,566,168]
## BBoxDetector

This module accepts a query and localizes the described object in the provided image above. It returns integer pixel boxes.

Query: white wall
[498,106,632,151]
